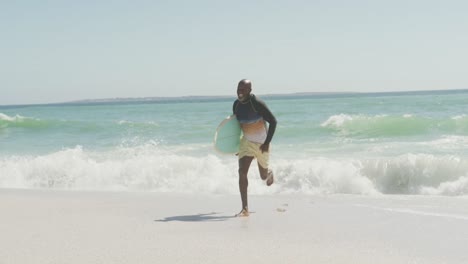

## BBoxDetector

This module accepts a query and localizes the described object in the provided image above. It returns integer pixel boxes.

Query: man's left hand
[260,143,270,153]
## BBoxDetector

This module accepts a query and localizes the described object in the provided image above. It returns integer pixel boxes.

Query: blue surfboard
[214,115,242,154]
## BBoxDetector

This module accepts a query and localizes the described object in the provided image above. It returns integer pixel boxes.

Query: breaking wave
[2,145,468,196]
[321,114,468,137]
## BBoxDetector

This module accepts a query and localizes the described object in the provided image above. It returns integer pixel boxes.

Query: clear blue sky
[1,0,468,105]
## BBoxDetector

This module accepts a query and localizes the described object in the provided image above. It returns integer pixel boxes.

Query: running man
[232,79,277,217]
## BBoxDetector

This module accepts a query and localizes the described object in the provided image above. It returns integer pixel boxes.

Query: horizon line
[2,88,468,108]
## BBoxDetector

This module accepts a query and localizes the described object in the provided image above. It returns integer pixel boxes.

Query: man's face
[237,84,251,101]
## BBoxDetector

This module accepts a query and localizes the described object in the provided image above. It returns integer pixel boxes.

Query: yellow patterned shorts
[238,137,269,169]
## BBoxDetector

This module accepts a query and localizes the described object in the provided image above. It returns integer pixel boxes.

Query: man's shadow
[155,212,235,222]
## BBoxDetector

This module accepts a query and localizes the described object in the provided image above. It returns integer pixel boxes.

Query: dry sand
[1,189,468,264]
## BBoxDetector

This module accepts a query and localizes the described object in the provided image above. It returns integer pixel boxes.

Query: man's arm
[256,99,277,145]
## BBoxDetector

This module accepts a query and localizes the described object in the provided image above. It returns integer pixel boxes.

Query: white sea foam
[420,176,468,196]
[452,114,467,120]
[0,145,238,194]
[273,158,379,195]
[2,145,468,196]
[420,135,468,150]
[117,120,159,126]
[320,113,355,128]
[0,113,27,122]
[320,114,390,128]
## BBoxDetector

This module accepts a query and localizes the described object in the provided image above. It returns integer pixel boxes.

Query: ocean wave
[2,145,468,196]
[274,154,468,196]
[0,145,238,194]
[0,113,160,133]
[0,113,47,129]
[117,120,160,128]
[320,114,468,137]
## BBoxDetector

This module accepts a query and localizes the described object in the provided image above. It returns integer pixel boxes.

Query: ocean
[2,90,468,196]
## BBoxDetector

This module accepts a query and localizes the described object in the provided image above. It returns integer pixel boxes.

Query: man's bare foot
[235,208,249,217]
[266,170,274,186]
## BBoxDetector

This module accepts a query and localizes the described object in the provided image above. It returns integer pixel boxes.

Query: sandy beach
[1,189,467,264]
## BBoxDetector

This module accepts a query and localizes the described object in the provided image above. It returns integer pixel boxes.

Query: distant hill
[3,89,467,107]
[66,88,468,105]
[66,92,357,104]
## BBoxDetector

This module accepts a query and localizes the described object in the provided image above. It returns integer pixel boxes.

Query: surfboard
[214,115,242,154]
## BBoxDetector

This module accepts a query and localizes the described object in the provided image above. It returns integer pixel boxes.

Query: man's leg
[258,165,274,186]
[239,156,254,211]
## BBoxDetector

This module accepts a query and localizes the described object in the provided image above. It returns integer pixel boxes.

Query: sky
[1,0,468,105]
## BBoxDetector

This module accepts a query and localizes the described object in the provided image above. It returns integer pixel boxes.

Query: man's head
[237,79,252,102]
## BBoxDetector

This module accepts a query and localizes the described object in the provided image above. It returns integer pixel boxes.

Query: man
[232,79,277,217]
